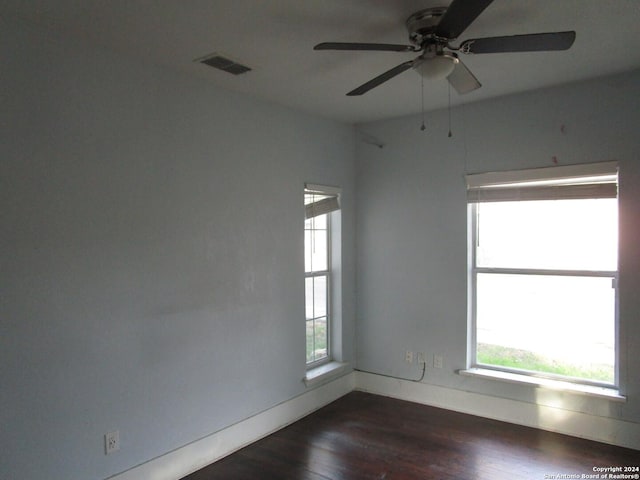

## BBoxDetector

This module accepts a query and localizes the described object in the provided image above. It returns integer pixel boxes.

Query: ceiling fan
[314,0,576,96]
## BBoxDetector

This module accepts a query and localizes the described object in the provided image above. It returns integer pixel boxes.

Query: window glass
[476,199,617,271]
[305,276,327,320]
[476,273,615,383]
[304,226,328,273]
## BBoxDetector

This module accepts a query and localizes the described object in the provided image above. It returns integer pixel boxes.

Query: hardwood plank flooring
[182,391,639,480]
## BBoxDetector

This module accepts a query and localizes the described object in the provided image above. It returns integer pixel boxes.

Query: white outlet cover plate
[434,354,443,368]
[105,430,120,454]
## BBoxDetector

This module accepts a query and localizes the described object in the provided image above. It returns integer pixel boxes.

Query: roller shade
[466,161,618,203]
[305,184,341,219]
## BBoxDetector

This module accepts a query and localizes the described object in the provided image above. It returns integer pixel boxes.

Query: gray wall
[355,69,640,423]
[1,17,356,480]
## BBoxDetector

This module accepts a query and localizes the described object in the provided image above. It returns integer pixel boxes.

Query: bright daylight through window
[467,162,618,386]
[304,186,340,366]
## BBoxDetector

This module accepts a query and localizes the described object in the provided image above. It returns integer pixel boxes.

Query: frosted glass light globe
[414,54,459,79]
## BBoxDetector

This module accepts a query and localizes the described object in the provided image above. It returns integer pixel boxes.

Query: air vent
[197,53,251,75]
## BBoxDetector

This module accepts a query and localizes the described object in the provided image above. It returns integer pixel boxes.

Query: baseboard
[109,372,355,480]
[108,369,637,480]
[355,371,640,451]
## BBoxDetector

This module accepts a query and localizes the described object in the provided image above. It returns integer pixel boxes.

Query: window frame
[304,184,340,369]
[467,163,619,388]
[305,219,331,367]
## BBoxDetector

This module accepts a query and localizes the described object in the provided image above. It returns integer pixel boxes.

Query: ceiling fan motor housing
[406,7,448,46]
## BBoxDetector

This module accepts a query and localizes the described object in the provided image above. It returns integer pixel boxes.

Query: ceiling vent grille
[197,53,251,75]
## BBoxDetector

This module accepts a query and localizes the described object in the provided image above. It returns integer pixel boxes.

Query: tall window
[467,162,618,386]
[304,185,340,366]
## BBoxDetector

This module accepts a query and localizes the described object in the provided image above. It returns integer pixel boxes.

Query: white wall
[355,70,640,426]
[0,17,356,480]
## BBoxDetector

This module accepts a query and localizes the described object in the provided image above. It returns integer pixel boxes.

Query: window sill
[459,368,626,402]
[304,361,349,388]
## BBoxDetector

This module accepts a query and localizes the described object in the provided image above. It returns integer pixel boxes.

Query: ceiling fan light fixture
[414,53,459,79]
[314,0,576,97]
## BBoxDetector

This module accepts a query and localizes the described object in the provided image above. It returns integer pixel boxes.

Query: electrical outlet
[405,350,413,364]
[105,430,120,455]
[417,352,425,365]
[433,354,443,369]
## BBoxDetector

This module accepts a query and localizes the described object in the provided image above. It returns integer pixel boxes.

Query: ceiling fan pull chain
[448,82,453,138]
[420,75,426,131]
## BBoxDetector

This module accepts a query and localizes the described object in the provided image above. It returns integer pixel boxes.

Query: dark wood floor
[182,391,639,480]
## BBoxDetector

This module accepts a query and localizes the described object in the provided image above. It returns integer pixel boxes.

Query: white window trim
[459,367,625,401]
[467,162,619,390]
[304,361,348,387]
[304,183,342,370]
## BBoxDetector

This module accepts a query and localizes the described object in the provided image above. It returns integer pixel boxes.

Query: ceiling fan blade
[347,60,415,96]
[460,31,576,54]
[435,0,493,40]
[447,58,481,94]
[314,42,417,52]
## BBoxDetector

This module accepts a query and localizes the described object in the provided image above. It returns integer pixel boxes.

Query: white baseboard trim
[108,369,637,480]
[109,372,355,480]
[355,371,640,451]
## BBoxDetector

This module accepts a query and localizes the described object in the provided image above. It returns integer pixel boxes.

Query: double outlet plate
[405,350,443,368]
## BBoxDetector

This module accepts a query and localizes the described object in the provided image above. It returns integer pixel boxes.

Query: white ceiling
[4,0,640,124]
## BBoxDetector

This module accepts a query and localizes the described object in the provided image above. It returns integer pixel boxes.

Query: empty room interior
[2,1,640,479]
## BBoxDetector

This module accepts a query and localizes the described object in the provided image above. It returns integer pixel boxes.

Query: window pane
[304,229,312,272]
[306,319,314,363]
[306,317,328,363]
[313,276,327,319]
[305,276,327,320]
[304,228,328,272]
[476,199,617,271]
[314,317,328,360]
[476,273,615,383]
[305,277,313,320]
[305,213,327,230]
